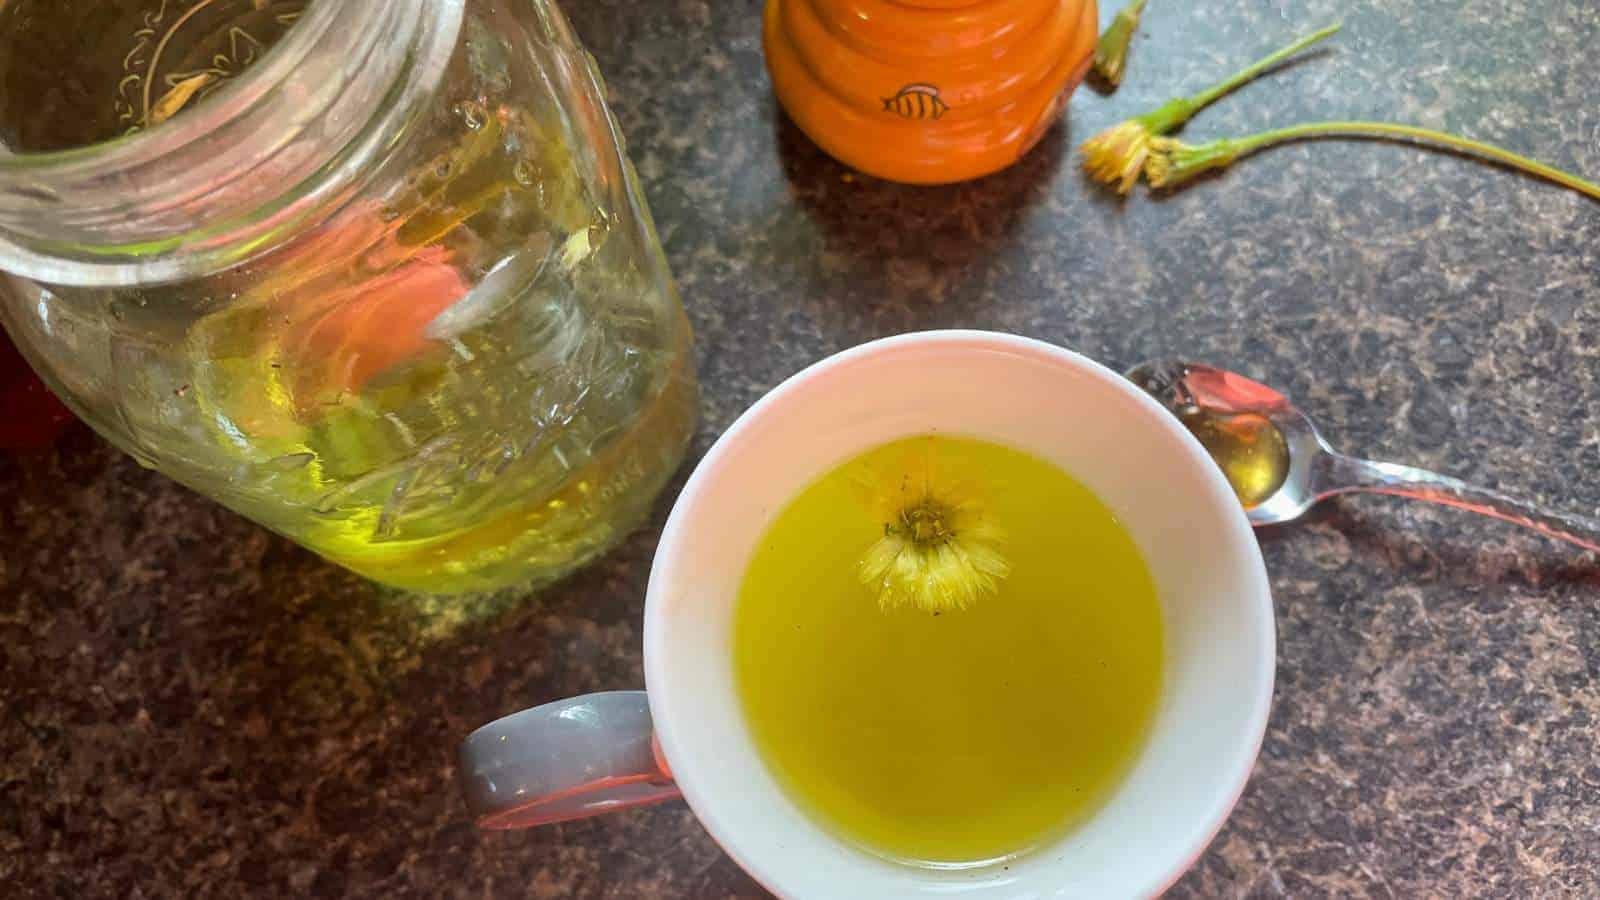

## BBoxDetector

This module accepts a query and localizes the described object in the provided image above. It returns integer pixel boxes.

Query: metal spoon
[1125,359,1600,553]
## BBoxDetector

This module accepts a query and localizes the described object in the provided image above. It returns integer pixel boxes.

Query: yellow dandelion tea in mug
[734,435,1165,866]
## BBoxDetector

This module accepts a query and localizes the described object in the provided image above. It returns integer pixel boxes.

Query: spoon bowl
[1125,360,1324,526]
[1126,359,1600,553]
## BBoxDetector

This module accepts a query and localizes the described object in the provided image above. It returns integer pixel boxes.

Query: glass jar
[0,0,698,594]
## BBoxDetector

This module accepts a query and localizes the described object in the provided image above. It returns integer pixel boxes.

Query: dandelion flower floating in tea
[856,440,1010,613]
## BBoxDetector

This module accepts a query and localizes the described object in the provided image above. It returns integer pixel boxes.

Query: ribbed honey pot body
[764,0,1099,184]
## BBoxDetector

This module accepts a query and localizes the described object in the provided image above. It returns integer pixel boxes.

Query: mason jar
[0,0,698,595]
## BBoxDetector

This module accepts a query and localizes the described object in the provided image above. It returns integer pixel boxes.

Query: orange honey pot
[764,0,1099,184]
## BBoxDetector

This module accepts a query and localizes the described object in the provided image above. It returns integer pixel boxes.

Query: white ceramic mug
[459,331,1275,898]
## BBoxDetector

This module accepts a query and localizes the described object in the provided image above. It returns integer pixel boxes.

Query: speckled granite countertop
[4,0,1599,896]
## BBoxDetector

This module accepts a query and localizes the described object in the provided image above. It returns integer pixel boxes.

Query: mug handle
[458,691,680,829]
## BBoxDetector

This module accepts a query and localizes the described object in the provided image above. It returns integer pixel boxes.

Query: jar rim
[0,0,341,176]
[0,0,464,287]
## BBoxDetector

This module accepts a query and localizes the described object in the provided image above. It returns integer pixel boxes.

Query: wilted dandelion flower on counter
[1081,19,1600,203]
[1080,24,1340,194]
[1082,118,1157,195]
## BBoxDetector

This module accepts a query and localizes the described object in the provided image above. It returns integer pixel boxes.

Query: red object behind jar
[0,327,76,450]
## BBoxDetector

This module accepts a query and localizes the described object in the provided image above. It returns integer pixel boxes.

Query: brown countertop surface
[3,0,1598,895]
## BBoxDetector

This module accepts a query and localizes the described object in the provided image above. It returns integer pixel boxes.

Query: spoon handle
[1314,453,1600,554]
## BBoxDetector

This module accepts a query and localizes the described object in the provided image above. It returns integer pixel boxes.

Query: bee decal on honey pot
[882,83,948,121]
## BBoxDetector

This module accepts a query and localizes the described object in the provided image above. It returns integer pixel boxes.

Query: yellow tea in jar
[733,435,1164,866]
[0,1,698,596]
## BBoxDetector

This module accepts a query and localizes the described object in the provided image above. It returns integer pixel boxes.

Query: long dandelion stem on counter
[1145,122,1600,201]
